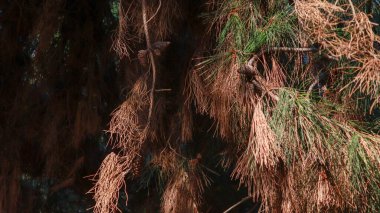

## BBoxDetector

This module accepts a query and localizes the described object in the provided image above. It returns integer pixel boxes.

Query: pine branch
[348,0,357,18]
[238,56,280,101]
[307,77,320,97]
[261,46,338,60]
[142,0,158,126]
[146,0,161,24]
[237,66,279,101]
[252,79,280,101]
[223,196,252,213]
[267,47,318,52]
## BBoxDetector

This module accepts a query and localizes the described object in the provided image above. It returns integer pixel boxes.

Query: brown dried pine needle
[161,170,199,213]
[108,76,149,150]
[295,0,380,104]
[249,101,282,168]
[90,153,128,213]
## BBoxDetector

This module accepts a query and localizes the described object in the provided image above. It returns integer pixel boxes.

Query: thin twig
[307,77,320,97]
[155,88,172,92]
[241,45,338,100]
[223,196,251,213]
[251,80,279,101]
[142,0,159,126]
[257,46,338,60]
[239,57,279,101]
[268,47,318,52]
[237,73,279,101]
[167,144,221,176]
[146,0,162,24]
[347,0,357,18]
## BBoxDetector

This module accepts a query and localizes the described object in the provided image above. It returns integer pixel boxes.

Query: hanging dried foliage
[108,76,149,151]
[90,153,128,213]
[295,0,380,108]
[87,0,380,212]
[161,170,200,213]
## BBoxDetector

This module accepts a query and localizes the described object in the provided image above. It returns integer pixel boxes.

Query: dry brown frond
[295,0,380,60]
[208,94,234,139]
[280,169,298,213]
[344,12,380,60]
[90,153,128,213]
[186,69,210,114]
[150,148,211,212]
[91,76,149,211]
[265,57,285,88]
[245,167,283,212]
[232,101,284,211]
[295,0,343,31]
[161,170,201,213]
[112,2,135,58]
[249,101,282,168]
[295,0,345,59]
[113,0,182,57]
[150,148,178,175]
[208,57,242,138]
[130,155,144,179]
[122,0,182,41]
[295,0,380,107]
[108,76,149,151]
[351,57,380,111]
[315,169,335,209]
[295,0,343,32]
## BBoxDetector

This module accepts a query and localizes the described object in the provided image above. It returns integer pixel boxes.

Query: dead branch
[267,47,318,52]
[155,88,172,92]
[142,0,159,127]
[238,57,279,101]
[251,80,279,101]
[264,46,338,60]
[146,0,162,24]
[307,77,320,97]
[223,196,252,213]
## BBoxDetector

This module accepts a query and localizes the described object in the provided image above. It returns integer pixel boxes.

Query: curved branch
[223,196,252,213]
[142,0,159,126]
[307,77,320,97]
[146,0,161,24]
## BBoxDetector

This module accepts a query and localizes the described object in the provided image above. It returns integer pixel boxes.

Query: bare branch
[223,196,252,213]
[142,0,159,127]
[268,47,318,52]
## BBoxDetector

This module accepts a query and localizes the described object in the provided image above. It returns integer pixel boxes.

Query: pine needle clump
[295,0,380,109]
[90,76,149,212]
[90,153,128,213]
[107,76,149,151]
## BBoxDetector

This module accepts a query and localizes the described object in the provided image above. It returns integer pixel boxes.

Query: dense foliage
[1,0,380,212]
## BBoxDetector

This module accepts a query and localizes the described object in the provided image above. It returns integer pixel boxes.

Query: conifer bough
[92,0,380,212]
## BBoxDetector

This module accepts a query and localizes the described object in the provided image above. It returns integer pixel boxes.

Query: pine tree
[91,0,380,212]
[1,0,380,212]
